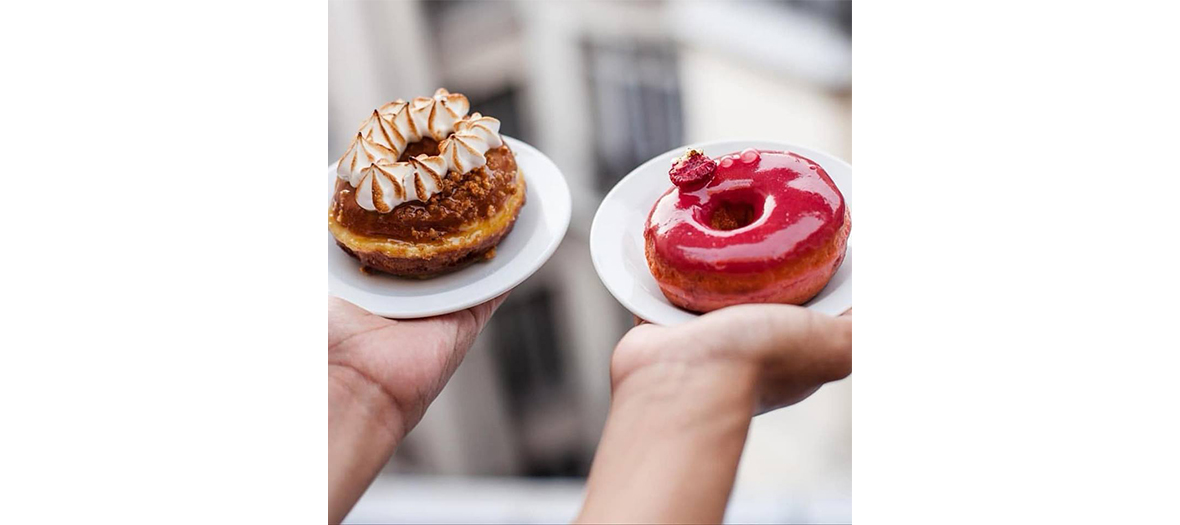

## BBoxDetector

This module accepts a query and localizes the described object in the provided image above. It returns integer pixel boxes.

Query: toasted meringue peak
[440,112,503,174]
[337,133,397,186]
[379,99,407,120]
[440,134,489,175]
[358,109,406,155]
[409,154,447,184]
[405,154,447,202]
[356,162,406,213]
[409,88,471,141]
[454,113,503,149]
[379,99,422,144]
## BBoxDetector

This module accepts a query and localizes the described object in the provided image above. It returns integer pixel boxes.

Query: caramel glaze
[331,138,519,242]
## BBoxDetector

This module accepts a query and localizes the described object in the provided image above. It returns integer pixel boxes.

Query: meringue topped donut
[329,89,526,277]
[643,148,850,312]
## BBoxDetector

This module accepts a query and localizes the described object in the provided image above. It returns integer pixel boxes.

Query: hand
[613,304,852,413]
[328,295,506,524]
[328,295,507,437]
[578,304,851,524]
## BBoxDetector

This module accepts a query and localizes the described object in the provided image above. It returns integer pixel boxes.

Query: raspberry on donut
[669,149,717,188]
[643,149,850,313]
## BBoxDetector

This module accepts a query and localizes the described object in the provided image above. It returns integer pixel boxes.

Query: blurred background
[329,1,851,522]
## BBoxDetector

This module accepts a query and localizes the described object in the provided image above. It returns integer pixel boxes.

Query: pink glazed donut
[643,148,850,313]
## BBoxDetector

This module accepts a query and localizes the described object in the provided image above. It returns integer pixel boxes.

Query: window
[585,39,685,193]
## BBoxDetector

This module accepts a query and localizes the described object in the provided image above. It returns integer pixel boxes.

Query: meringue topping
[340,89,504,213]
[358,109,405,154]
[403,154,448,202]
[355,162,404,213]
[455,112,503,148]
[337,133,398,186]
[379,99,421,144]
[440,112,503,174]
[354,155,449,212]
[408,88,470,141]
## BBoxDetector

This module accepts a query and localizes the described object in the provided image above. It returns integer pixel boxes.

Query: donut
[643,148,850,313]
[328,89,526,278]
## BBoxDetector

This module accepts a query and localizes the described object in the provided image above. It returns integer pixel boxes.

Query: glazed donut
[329,89,526,278]
[643,148,850,313]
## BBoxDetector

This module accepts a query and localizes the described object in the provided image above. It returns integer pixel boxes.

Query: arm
[579,362,756,523]
[327,295,506,524]
[578,306,852,523]
[328,365,404,523]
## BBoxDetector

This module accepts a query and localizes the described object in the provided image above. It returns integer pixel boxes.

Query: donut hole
[708,200,758,231]
[400,137,440,160]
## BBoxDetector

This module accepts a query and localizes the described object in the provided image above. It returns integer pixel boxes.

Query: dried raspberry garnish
[669,149,716,188]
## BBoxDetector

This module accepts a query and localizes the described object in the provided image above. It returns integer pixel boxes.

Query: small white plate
[590,139,852,326]
[328,137,571,318]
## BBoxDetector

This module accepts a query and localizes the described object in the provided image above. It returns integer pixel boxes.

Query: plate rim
[590,138,852,326]
[328,136,572,318]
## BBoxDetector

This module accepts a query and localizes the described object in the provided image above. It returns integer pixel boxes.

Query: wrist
[579,359,758,523]
[608,358,759,455]
[329,364,405,441]
[611,358,759,416]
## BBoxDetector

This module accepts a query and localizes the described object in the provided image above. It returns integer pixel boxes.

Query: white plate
[328,137,571,318]
[590,139,852,326]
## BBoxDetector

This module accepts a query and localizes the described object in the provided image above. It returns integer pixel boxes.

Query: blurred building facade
[330,1,851,522]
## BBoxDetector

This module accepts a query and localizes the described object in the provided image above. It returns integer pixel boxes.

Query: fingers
[760,307,850,381]
[809,314,852,380]
[681,304,852,381]
[467,292,510,329]
[434,292,511,353]
[328,296,393,350]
